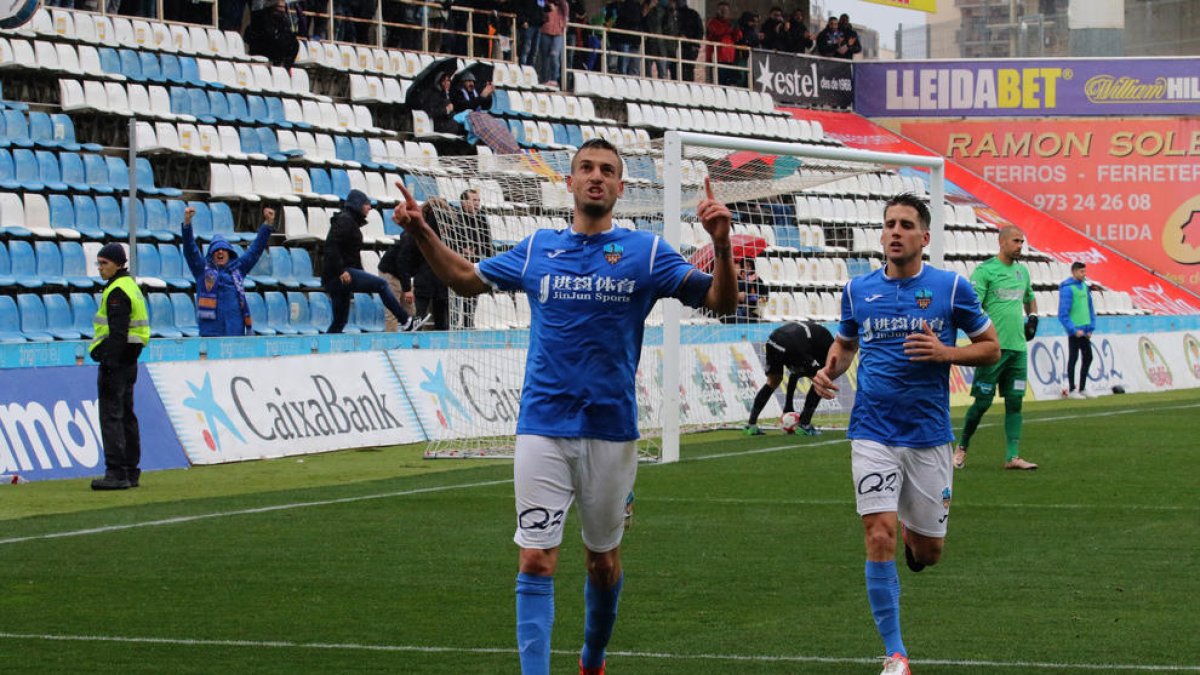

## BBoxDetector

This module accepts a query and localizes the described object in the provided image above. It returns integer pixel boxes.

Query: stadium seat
[308,292,332,332]
[83,153,115,194]
[16,294,54,341]
[142,292,180,338]
[209,201,253,242]
[135,243,168,289]
[7,240,43,289]
[43,293,83,340]
[0,296,25,343]
[33,240,69,287]
[70,292,98,339]
[59,241,96,288]
[158,244,190,289]
[244,292,274,335]
[268,246,297,288]
[69,195,106,239]
[289,248,321,288]
[285,291,319,335]
[58,153,92,194]
[143,197,176,241]
[247,246,277,286]
[170,292,199,337]
[186,200,214,240]
[265,291,298,335]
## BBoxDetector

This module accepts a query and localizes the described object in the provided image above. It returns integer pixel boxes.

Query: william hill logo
[220,372,402,442]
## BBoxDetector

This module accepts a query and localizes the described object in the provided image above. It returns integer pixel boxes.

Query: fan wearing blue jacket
[1058,261,1097,399]
[182,206,275,337]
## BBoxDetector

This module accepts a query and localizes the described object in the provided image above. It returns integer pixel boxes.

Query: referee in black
[746,321,835,436]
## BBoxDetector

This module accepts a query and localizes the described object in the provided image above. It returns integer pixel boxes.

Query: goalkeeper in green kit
[954,226,1040,471]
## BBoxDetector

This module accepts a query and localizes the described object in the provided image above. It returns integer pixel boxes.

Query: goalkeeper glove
[1024,315,1039,341]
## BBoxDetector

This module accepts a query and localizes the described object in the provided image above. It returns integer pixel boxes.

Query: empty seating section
[0,6,1144,341]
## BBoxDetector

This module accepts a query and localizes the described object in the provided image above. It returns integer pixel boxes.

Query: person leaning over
[90,243,150,491]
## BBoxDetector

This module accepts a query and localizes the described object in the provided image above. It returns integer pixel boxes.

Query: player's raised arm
[392,180,489,297]
[697,177,737,314]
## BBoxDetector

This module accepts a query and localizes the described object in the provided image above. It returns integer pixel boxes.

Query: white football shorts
[512,434,638,552]
[851,439,954,538]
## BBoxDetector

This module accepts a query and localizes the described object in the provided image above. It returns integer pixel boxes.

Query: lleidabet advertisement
[149,353,423,464]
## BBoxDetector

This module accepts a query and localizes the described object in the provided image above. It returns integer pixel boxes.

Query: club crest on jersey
[204,269,217,291]
[603,243,623,265]
[915,288,933,310]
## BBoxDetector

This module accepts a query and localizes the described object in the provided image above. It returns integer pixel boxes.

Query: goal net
[402,130,944,462]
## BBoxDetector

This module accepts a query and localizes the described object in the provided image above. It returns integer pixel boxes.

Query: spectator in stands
[387,138,736,675]
[538,0,569,86]
[181,206,274,338]
[734,11,762,86]
[323,189,422,334]
[452,189,493,329]
[815,15,841,57]
[514,0,546,68]
[376,235,411,332]
[761,6,787,51]
[642,0,666,78]
[1058,262,1097,399]
[244,0,300,69]
[782,9,814,54]
[89,243,149,491]
[744,320,834,436]
[658,0,682,79]
[335,0,374,44]
[393,198,452,331]
[730,257,766,323]
[108,0,156,19]
[452,72,495,114]
[568,0,593,71]
[706,2,740,86]
[836,13,863,59]
[611,0,643,76]
[677,0,704,82]
[422,72,463,135]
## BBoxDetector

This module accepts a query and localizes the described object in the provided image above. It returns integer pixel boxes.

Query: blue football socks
[516,572,555,675]
[865,560,907,657]
[581,573,624,669]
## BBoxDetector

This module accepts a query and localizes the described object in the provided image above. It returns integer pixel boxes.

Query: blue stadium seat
[169,86,192,117]
[144,198,175,242]
[97,47,121,76]
[122,197,154,240]
[49,193,77,233]
[0,296,26,343]
[207,90,233,122]
[135,157,183,197]
[83,153,115,194]
[29,112,71,150]
[339,293,364,334]
[330,169,351,199]
[268,246,297,288]
[187,201,214,240]
[51,114,102,153]
[178,56,202,86]
[70,195,106,239]
[246,95,268,123]
[43,294,83,340]
[105,156,130,192]
[352,136,389,169]
[353,293,383,332]
[567,124,584,147]
[247,246,277,286]
[12,149,44,190]
[158,244,190,289]
[170,292,199,337]
[139,51,164,83]
[34,240,69,287]
[226,92,249,121]
[0,242,15,285]
[59,152,91,194]
[166,200,187,232]
[334,136,356,163]
[238,126,263,156]
[309,167,333,198]
[552,123,570,146]
[8,240,44,288]
[136,243,168,288]
[71,292,98,338]
[257,127,302,162]
[289,248,321,289]
[0,149,19,191]
[60,241,96,288]
[118,48,143,80]
[16,294,54,341]
[267,97,298,128]
[189,88,214,124]
[286,292,319,335]
[265,291,298,335]
[244,293,274,335]
[308,292,332,332]
[148,292,183,338]
[36,150,68,192]
[209,202,252,242]
[95,195,126,237]
[489,88,510,115]
[159,53,184,84]
[2,109,34,148]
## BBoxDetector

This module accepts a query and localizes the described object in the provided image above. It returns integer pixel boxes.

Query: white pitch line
[0,479,510,547]
[0,632,1196,672]
[4,400,1196,547]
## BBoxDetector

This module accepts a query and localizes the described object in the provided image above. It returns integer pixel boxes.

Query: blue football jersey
[838,264,991,447]
[477,226,713,441]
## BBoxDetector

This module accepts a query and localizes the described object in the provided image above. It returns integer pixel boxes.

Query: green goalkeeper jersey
[970,256,1034,351]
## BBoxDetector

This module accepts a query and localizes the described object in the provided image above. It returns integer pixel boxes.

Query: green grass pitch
[2,389,1198,674]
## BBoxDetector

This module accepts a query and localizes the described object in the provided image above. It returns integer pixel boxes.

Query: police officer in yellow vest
[90,243,150,490]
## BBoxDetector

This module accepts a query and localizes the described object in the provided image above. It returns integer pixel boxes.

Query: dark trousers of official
[415,294,450,331]
[326,268,410,334]
[98,362,141,480]
[1067,334,1093,392]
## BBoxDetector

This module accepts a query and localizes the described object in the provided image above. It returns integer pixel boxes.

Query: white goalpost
[414,130,945,465]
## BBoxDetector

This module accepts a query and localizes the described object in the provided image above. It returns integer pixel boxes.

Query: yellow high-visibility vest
[90,275,150,356]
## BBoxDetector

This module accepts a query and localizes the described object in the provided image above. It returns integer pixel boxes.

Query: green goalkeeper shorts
[970,349,1028,399]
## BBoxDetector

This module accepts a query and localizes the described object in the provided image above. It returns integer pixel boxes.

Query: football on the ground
[780,412,801,433]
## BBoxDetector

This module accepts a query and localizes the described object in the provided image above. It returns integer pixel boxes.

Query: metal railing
[561,21,753,90]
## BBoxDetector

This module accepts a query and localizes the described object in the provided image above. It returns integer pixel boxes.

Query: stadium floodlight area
[419,131,944,464]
